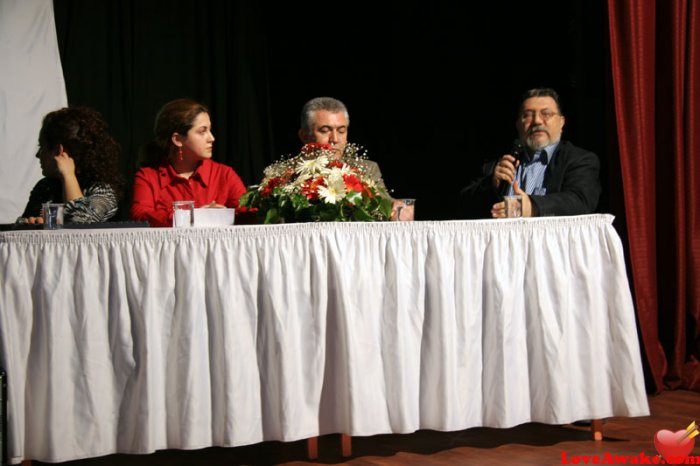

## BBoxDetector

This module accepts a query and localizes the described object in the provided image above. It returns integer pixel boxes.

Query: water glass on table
[504,195,522,218]
[42,202,65,229]
[172,201,195,227]
[392,198,416,221]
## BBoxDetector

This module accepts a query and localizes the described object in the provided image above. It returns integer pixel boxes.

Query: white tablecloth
[0,215,649,463]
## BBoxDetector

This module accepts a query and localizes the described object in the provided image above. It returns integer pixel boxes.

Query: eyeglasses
[519,110,559,122]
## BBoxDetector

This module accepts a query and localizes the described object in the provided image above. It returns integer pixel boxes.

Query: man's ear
[298,128,310,143]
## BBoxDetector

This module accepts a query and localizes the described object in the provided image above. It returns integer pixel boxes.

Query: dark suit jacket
[460,140,601,217]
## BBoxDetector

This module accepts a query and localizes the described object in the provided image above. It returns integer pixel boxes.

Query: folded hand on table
[201,202,226,208]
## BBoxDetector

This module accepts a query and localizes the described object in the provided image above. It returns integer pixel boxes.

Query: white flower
[330,164,353,176]
[363,177,377,189]
[297,155,329,176]
[294,171,312,184]
[263,166,276,178]
[317,175,346,204]
[326,168,344,182]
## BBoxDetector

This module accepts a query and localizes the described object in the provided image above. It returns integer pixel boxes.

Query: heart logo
[654,429,695,463]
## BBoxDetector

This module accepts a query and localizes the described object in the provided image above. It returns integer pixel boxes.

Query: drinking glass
[172,201,195,227]
[504,195,522,218]
[392,198,416,221]
[42,203,65,229]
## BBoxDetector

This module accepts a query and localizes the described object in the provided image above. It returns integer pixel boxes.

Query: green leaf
[378,197,393,219]
[292,194,310,211]
[264,208,280,224]
[318,204,340,221]
[353,207,373,221]
[239,189,257,208]
[345,190,362,206]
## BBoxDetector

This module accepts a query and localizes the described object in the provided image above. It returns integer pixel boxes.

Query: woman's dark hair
[139,98,209,166]
[39,106,124,198]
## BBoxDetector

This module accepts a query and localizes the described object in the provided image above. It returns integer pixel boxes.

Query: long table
[0,215,649,463]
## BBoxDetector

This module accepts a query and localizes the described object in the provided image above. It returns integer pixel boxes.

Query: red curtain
[608,0,700,392]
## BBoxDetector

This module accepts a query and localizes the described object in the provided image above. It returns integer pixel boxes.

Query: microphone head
[511,139,526,160]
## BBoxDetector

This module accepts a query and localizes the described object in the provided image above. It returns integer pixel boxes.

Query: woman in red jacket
[130,98,246,227]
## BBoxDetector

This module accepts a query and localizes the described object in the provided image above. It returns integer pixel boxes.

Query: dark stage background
[53,0,617,221]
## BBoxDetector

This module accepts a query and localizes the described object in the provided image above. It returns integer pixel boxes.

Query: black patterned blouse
[20,178,118,223]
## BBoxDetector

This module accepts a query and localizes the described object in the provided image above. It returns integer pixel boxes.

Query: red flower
[343,174,364,193]
[261,176,285,197]
[301,176,325,200]
[328,160,345,169]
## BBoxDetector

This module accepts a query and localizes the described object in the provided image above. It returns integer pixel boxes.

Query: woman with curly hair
[19,106,124,224]
[130,98,246,227]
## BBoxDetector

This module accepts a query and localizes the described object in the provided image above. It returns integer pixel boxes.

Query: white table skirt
[0,215,649,463]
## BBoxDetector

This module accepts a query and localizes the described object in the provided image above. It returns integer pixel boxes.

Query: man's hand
[513,182,533,217]
[490,182,533,218]
[492,154,520,189]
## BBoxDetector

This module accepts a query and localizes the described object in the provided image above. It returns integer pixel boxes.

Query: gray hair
[519,88,564,115]
[300,97,350,131]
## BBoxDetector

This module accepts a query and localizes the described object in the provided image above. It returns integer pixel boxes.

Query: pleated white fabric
[0,215,649,463]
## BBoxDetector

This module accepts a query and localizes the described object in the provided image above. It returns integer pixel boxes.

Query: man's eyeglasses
[519,110,559,122]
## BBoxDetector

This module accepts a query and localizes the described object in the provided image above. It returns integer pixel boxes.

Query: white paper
[193,208,235,226]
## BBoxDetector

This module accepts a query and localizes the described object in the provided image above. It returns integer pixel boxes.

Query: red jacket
[130,158,246,227]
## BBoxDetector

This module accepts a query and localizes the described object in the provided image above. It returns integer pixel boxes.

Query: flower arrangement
[239,143,392,223]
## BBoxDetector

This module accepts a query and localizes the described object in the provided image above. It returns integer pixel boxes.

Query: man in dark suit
[461,88,600,217]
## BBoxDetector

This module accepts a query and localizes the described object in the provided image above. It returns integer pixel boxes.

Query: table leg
[307,437,318,459]
[591,419,603,441]
[341,433,352,456]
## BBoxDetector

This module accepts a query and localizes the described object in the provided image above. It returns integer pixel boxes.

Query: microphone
[499,139,526,196]
[510,138,526,163]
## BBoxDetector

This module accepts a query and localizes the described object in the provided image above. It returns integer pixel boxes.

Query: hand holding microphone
[493,139,525,191]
